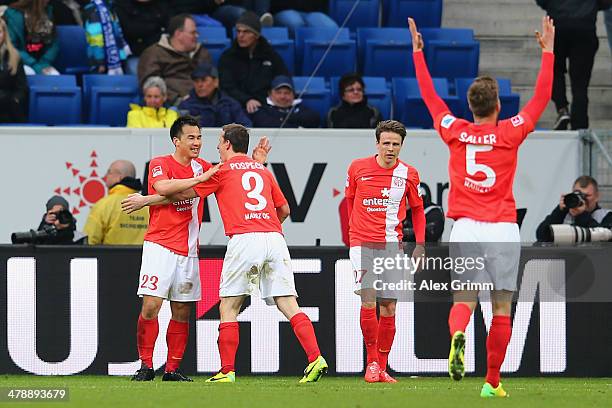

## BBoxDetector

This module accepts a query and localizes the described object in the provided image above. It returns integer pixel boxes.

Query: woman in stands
[0,18,28,123]
[3,0,60,75]
[327,72,382,129]
[127,76,179,128]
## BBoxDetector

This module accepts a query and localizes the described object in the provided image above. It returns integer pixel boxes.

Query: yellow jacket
[84,184,150,245]
[126,104,179,128]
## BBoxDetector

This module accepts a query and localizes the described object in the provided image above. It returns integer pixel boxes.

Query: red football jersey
[345,156,424,247]
[144,155,211,257]
[193,155,288,236]
[434,112,533,223]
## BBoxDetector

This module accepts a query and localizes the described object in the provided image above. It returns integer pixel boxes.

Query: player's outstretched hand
[408,18,424,52]
[535,15,555,52]
[197,162,222,182]
[121,193,145,214]
[252,136,271,164]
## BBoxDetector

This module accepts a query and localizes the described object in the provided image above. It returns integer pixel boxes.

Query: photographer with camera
[12,196,76,244]
[536,175,612,242]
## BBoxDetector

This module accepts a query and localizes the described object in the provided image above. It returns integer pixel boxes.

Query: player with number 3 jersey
[409,16,555,397]
[123,124,327,384]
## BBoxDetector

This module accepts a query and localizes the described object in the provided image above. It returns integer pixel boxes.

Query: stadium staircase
[442,0,612,130]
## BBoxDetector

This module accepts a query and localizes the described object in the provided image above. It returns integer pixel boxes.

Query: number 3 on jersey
[242,171,267,211]
[465,144,496,188]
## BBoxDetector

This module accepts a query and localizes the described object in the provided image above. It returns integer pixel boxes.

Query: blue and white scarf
[93,0,130,75]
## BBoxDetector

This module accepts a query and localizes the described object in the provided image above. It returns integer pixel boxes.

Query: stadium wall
[0,127,581,244]
[1,245,610,377]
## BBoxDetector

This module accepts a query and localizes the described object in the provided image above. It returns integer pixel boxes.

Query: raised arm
[522,16,555,124]
[409,18,451,120]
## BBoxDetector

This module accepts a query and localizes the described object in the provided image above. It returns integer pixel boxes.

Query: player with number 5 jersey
[409,16,555,397]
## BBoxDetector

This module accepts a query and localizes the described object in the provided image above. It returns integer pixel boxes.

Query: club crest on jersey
[441,114,456,129]
[392,176,405,188]
[152,166,163,177]
[511,114,525,127]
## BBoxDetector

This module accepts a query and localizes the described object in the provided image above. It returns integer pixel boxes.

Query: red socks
[486,315,512,388]
[137,314,159,369]
[290,312,321,363]
[448,303,472,336]
[377,315,396,371]
[360,306,379,364]
[218,322,239,374]
[165,319,189,372]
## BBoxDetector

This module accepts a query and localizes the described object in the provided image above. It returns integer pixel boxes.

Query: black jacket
[270,0,328,13]
[327,99,382,129]
[0,53,28,123]
[36,214,77,245]
[251,100,320,128]
[218,38,289,106]
[536,0,598,29]
[535,204,612,242]
[114,0,169,56]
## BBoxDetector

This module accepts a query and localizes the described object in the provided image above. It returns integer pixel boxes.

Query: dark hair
[339,72,365,95]
[574,175,599,192]
[375,120,406,143]
[222,123,249,154]
[168,13,193,37]
[467,76,498,118]
[170,115,200,141]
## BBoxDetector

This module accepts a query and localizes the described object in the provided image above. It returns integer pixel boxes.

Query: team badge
[511,114,525,127]
[441,114,457,129]
[152,166,163,177]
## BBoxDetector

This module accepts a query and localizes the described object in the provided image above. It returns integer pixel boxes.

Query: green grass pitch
[0,375,609,407]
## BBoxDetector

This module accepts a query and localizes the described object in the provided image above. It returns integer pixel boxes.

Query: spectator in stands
[114,0,169,57]
[270,0,338,37]
[250,74,319,128]
[0,18,28,123]
[536,175,612,242]
[218,11,288,113]
[171,1,273,33]
[36,195,77,245]
[178,62,251,127]
[127,76,178,128]
[536,0,599,130]
[83,0,131,74]
[138,13,211,105]
[50,0,86,25]
[327,73,382,129]
[84,160,149,245]
[3,0,60,75]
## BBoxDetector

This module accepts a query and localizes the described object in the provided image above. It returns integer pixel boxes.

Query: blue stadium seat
[294,28,356,76]
[392,77,461,128]
[384,0,443,28]
[357,28,413,78]
[455,77,521,121]
[198,26,231,65]
[420,28,479,82]
[82,74,139,126]
[293,76,330,126]
[54,25,90,75]
[329,0,380,30]
[261,27,295,74]
[330,76,392,120]
[27,75,82,125]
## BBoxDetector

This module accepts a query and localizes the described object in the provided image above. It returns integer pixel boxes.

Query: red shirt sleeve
[406,168,425,243]
[269,171,288,208]
[149,157,170,193]
[413,50,452,128]
[521,51,554,131]
[193,172,221,198]
[344,161,356,199]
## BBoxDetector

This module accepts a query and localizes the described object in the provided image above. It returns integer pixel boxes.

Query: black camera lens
[563,191,585,209]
